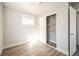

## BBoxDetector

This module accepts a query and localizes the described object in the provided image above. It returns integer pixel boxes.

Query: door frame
[68,5,77,56]
[46,14,56,47]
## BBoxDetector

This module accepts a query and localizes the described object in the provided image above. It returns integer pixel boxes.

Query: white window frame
[22,15,35,26]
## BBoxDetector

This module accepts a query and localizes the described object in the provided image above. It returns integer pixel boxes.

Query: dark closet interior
[46,14,56,48]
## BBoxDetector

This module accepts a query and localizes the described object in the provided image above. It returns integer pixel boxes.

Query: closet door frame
[46,14,56,47]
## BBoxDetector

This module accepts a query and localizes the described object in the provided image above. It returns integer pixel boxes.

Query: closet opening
[46,14,56,48]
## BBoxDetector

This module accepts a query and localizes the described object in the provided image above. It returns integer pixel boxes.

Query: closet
[46,14,56,48]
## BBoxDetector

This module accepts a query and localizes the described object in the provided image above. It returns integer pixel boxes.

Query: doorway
[46,14,56,48]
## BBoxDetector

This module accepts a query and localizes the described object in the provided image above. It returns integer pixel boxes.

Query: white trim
[39,40,68,55]
[0,50,2,55]
[56,48,68,55]
[46,43,68,55]
[3,41,27,49]
[48,40,56,44]
[0,51,1,55]
[3,40,68,55]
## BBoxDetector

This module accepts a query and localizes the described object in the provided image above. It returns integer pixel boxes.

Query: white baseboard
[3,40,68,56]
[47,44,68,55]
[56,48,68,55]
[0,51,1,55]
[3,41,27,49]
[0,49,2,55]
[48,40,56,44]
[39,40,68,55]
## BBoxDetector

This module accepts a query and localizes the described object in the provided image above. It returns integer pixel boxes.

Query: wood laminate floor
[1,41,66,56]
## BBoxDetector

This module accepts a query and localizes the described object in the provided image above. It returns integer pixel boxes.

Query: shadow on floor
[73,46,79,56]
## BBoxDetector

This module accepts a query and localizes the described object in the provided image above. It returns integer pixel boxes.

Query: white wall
[0,3,3,55]
[38,3,69,55]
[3,7,37,49]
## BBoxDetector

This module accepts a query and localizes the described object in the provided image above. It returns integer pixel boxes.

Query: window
[22,16,35,25]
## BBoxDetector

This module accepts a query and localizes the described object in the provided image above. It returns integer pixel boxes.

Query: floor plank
[1,41,66,56]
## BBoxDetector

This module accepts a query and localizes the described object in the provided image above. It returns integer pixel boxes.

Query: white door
[70,6,76,56]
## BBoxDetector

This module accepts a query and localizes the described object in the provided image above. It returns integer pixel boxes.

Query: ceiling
[3,2,65,16]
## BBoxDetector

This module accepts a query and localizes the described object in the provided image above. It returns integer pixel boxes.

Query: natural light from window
[22,16,35,25]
